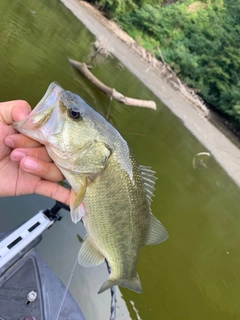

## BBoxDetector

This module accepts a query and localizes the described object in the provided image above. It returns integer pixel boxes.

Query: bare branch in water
[68,59,157,110]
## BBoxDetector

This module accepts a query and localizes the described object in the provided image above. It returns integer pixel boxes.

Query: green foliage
[91,0,137,15]
[87,0,240,123]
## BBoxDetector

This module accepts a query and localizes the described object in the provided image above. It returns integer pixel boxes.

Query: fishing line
[55,255,78,320]
[52,200,116,320]
[106,96,113,120]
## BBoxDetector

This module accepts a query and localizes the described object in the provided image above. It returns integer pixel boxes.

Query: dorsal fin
[139,165,157,204]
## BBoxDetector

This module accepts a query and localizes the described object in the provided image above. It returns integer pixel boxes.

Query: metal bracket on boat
[43,201,70,225]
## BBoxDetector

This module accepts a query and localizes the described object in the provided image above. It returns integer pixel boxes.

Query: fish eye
[68,108,82,121]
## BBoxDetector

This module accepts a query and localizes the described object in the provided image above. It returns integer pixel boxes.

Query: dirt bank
[61,0,240,188]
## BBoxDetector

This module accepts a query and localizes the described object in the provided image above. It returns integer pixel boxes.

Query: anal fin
[78,236,105,267]
[146,213,169,245]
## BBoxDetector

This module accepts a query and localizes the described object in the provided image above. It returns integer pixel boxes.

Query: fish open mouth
[31,82,63,116]
[13,82,63,142]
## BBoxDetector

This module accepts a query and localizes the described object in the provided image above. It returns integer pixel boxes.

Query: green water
[1,1,240,319]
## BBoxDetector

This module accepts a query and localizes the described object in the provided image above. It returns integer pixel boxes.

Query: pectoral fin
[70,200,87,224]
[145,213,169,245]
[70,177,87,223]
[78,236,105,267]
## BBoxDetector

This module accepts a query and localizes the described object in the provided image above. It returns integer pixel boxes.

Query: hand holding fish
[0,100,70,204]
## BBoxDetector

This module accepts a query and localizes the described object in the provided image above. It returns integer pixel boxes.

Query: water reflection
[1,0,240,319]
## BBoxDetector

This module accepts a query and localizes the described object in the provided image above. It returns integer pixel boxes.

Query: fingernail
[4,137,14,148]
[18,111,29,121]
[11,151,26,161]
[23,158,38,170]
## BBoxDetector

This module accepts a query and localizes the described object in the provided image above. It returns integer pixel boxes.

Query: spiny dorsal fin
[139,165,157,204]
[78,236,105,267]
[146,213,169,245]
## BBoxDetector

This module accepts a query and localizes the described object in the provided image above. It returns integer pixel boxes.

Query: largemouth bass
[13,82,168,293]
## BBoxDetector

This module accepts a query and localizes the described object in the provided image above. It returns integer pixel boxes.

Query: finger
[19,156,65,182]
[5,134,42,149]
[11,147,51,163]
[0,100,31,124]
[33,180,70,205]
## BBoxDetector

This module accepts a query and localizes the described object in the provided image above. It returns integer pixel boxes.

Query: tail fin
[98,274,142,294]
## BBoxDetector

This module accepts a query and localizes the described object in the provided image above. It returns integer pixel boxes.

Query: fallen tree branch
[68,58,156,110]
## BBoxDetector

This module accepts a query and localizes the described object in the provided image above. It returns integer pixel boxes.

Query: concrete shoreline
[61,0,240,187]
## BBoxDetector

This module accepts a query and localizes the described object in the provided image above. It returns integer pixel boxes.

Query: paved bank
[61,0,240,188]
